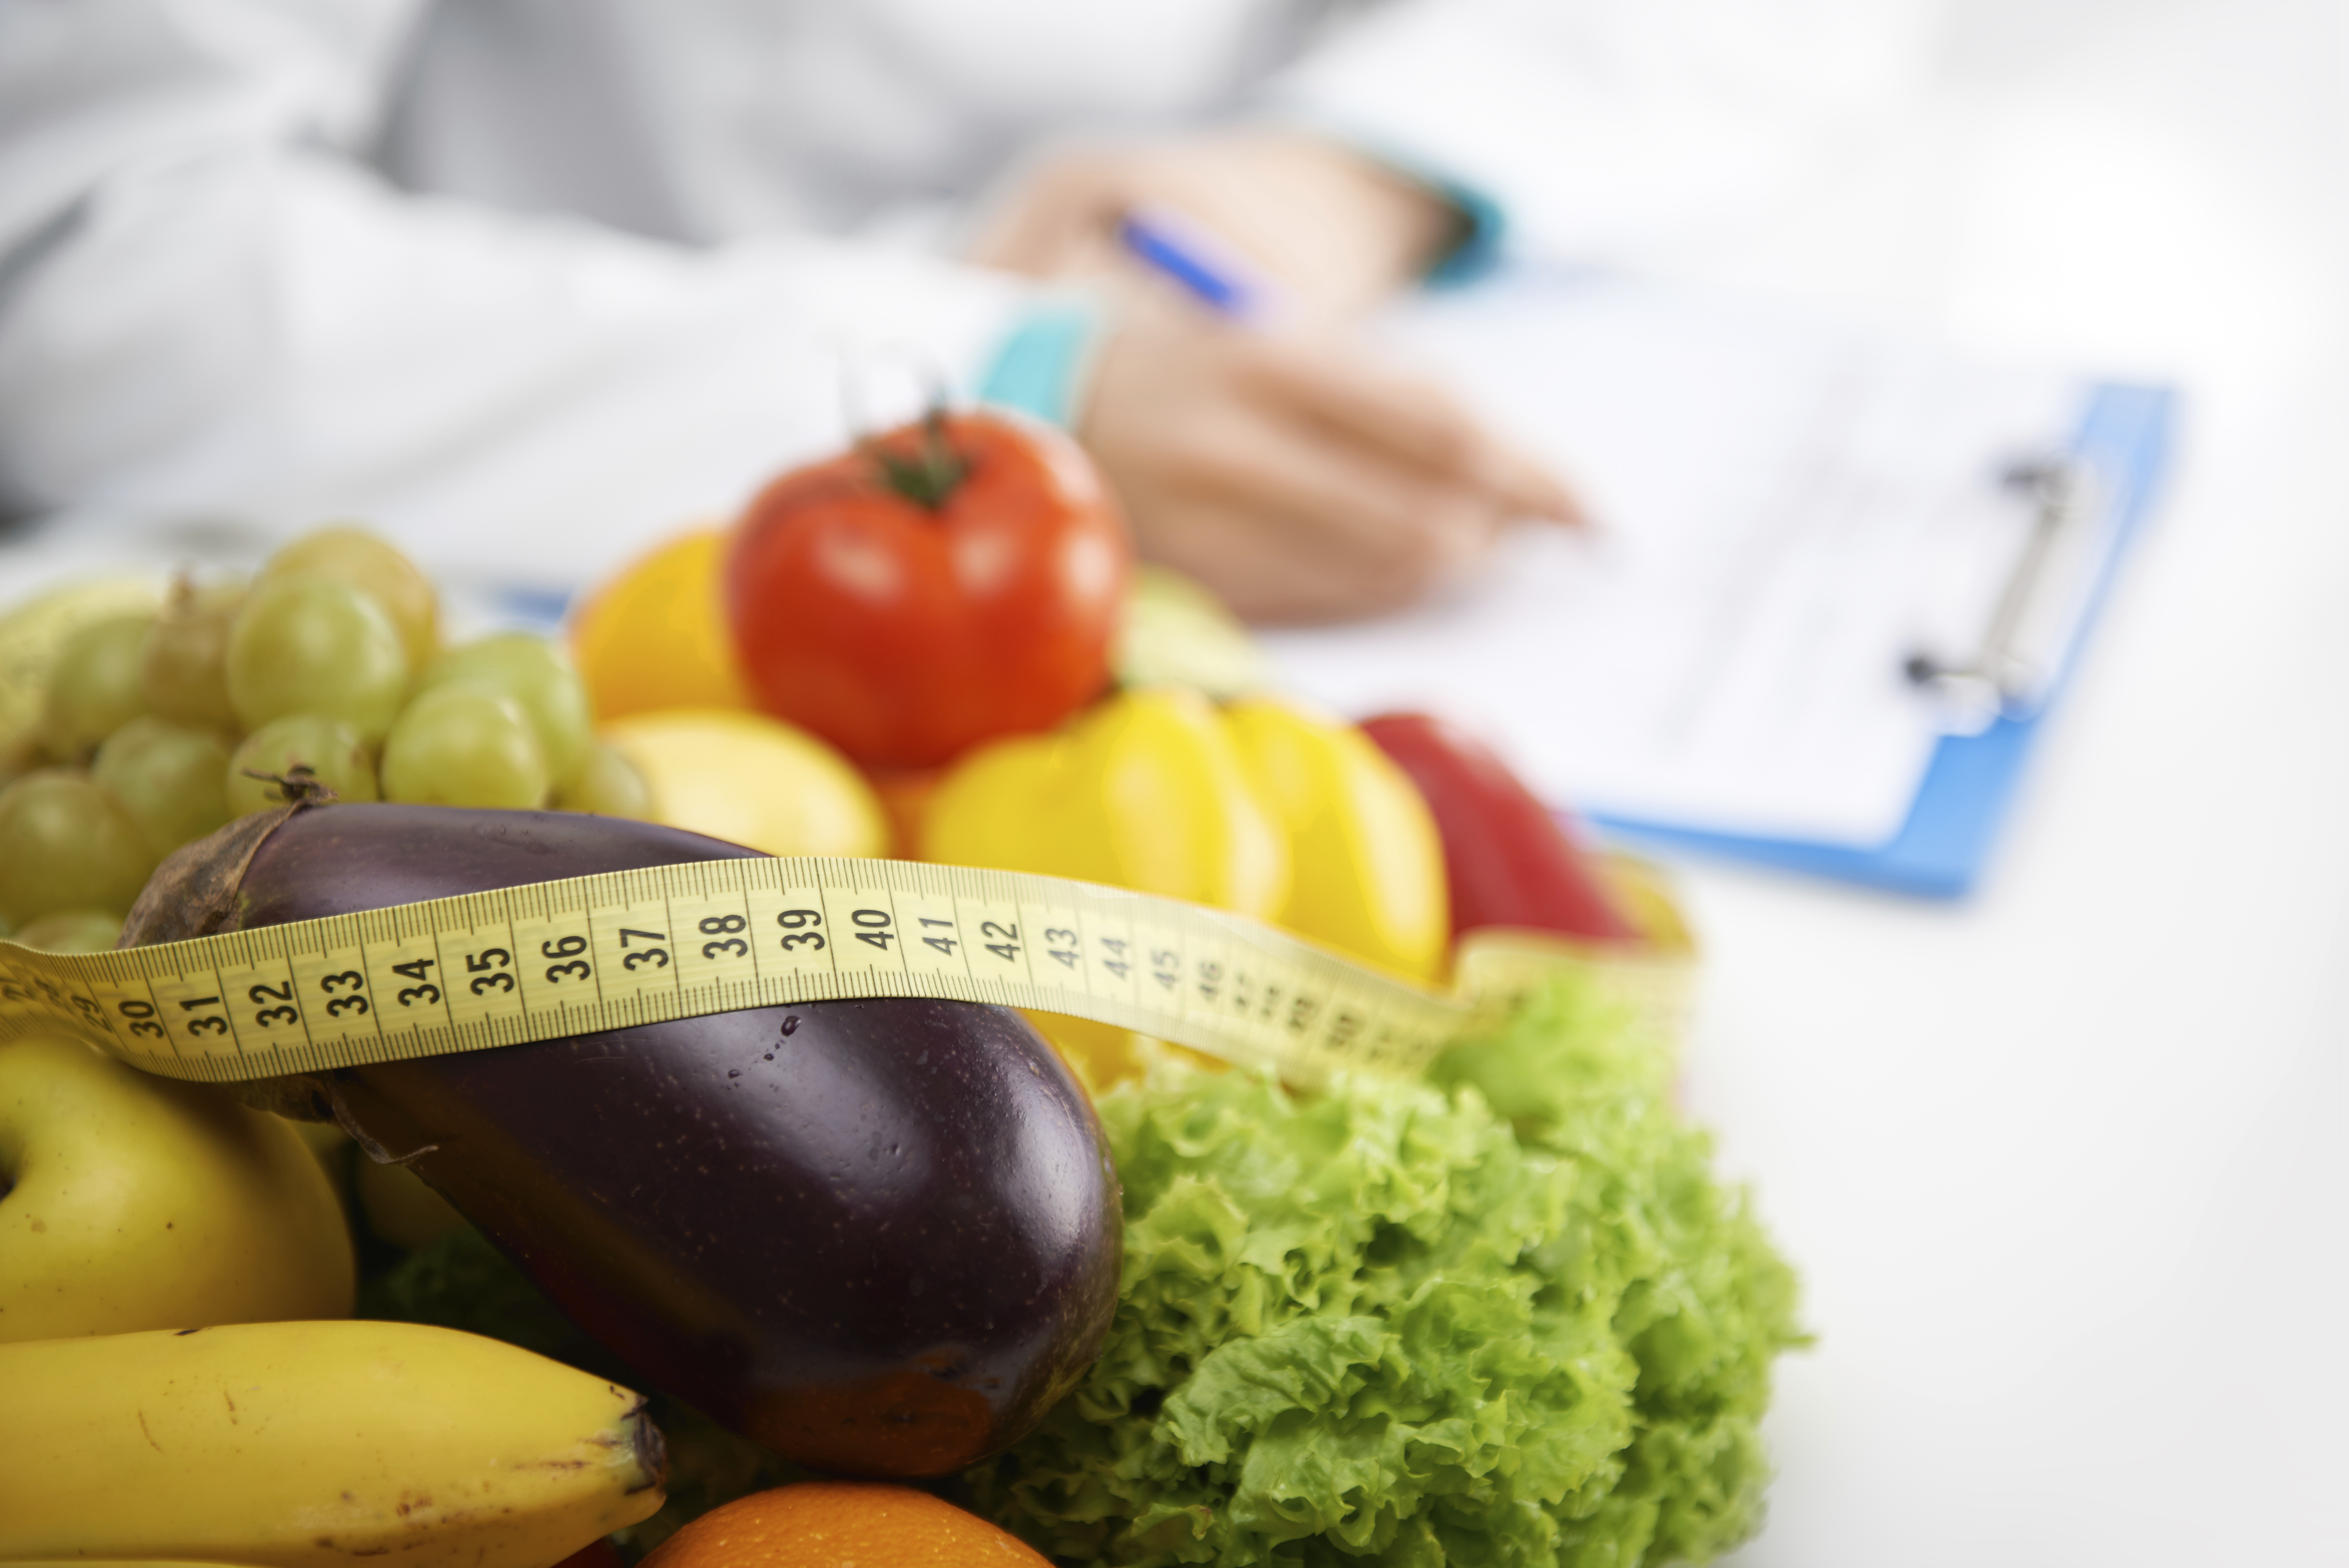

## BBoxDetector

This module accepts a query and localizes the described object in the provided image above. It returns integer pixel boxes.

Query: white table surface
[4,3,2342,1564]
[1683,2,2349,1562]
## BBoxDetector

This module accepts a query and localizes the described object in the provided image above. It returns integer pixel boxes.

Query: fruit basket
[0,416,1799,1568]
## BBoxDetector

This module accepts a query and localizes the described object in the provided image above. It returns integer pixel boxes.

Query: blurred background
[1681,3,2349,1563]
[4,0,2346,1561]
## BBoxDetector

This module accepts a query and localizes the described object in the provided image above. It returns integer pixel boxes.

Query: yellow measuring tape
[0,857,1686,1085]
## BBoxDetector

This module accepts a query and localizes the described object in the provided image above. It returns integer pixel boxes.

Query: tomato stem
[868,404,967,510]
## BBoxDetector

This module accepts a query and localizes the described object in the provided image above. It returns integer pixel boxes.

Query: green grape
[226,577,410,743]
[419,633,592,783]
[140,576,247,731]
[552,741,652,818]
[13,909,123,953]
[379,682,549,809]
[0,770,158,926]
[226,714,380,815]
[260,523,440,671]
[41,613,156,761]
[91,715,234,854]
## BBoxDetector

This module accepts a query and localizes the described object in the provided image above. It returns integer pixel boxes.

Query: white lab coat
[0,0,1936,580]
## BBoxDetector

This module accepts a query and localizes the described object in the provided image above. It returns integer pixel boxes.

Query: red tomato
[1359,712,1640,945]
[726,411,1131,769]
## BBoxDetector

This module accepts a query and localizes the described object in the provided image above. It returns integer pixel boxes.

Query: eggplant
[121,801,1121,1477]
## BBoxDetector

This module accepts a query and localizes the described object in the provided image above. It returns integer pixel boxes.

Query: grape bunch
[0,526,649,952]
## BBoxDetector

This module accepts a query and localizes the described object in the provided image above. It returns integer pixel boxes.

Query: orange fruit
[642,1482,1050,1568]
[569,527,753,721]
[863,763,945,858]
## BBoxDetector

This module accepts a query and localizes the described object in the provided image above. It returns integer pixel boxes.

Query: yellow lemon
[598,708,887,858]
[569,527,753,721]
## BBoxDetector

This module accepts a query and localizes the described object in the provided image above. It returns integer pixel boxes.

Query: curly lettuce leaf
[971,973,1804,1567]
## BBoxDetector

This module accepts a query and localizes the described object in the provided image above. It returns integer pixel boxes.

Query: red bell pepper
[1358,712,1639,945]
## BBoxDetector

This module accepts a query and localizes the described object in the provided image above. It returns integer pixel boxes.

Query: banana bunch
[0,1320,667,1568]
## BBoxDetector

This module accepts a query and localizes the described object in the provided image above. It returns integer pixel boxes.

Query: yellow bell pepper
[1223,694,1450,983]
[923,688,1447,997]
[921,686,1289,919]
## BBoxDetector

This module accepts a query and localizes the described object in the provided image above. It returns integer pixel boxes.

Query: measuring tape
[0,856,1686,1085]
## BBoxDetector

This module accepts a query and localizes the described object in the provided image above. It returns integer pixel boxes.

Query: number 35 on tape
[0,857,1683,1084]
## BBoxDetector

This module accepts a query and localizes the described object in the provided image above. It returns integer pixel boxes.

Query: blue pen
[1117,206,1278,321]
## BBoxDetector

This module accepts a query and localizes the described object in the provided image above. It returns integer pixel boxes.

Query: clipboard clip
[1905,455,2096,738]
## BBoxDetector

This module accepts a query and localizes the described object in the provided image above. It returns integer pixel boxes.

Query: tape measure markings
[0,855,1597,1085]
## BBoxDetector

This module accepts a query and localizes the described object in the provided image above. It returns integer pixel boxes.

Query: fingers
[1113,397,1513,624]
[1132,486,1466,626]
[966,154,1127,277]
[1177,404,1501,576]
[1238,338,1584,527]
[1484,441,1588,528]
[1130,501,1366,625]
[1079,315,1587,623]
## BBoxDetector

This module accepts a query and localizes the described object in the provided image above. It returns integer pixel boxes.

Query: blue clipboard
[1590,382,2177,899]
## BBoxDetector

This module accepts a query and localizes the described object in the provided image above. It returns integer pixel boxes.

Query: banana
[0,1320,666,1568]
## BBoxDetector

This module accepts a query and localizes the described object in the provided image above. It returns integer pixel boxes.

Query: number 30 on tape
[0,857,1681,1085]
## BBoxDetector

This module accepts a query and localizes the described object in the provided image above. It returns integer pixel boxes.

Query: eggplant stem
[240,765,340,807]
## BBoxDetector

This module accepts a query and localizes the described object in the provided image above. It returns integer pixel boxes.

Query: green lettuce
[968,973,1804,1566]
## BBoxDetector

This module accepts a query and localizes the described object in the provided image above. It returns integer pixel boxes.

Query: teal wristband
[1238,112,1512,290]
[977,302,1102,428]
[1423,180,1507,289]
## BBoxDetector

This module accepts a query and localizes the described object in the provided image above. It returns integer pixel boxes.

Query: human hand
[969,131,1465,321]
[1078,304,1583,625]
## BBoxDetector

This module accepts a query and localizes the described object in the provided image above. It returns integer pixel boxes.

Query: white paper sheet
[1257,273,2085,846]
